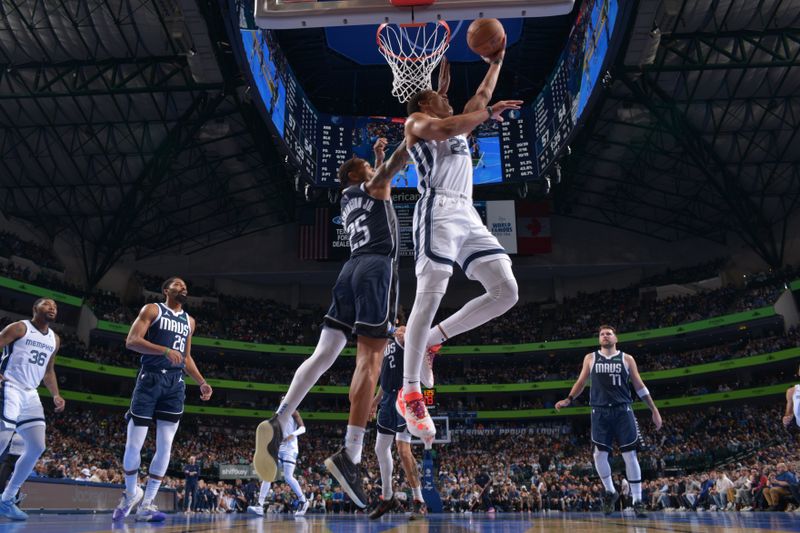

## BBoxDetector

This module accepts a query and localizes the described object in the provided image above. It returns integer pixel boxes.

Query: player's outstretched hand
[489,100,523,122]
[482,35,507,64]
[554,399,570,410]
[53,394,66,412]
[652,410,663,431]
[783,414,794,427]
[437,56,451,95]
[165,348,183,366]
[373,137,388,161]
[199,382,213,401]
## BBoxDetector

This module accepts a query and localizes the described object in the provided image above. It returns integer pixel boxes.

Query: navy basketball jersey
[589,351,632,407]
[139,303,191,370]
[340,183,398,258]
[379,339,404,393]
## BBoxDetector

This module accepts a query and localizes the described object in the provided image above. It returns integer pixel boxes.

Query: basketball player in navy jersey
[398,44,523,442]
[113,277,213,522]
[556,325,662,518]
[369,326,426,520]
[253,138,410,510]
[0,298,64,521]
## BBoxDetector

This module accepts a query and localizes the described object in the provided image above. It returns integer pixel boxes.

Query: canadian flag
[516,201,552,255]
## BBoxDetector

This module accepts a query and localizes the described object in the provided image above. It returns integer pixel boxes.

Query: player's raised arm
[43,334,65,412]
[783,386,795,426]
[462,38,506,114]
[367,141,409,197]
[405,101,521,143]
[125,303,181,365]
[373,137,387,169]
[437,56,451,96]
[555,353,593,410]
[183,317,212,401]
[626,354,662,430]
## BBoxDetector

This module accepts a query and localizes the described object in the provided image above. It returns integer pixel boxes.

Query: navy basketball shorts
[324,254,398,338]
[126,369,186,425]
[377,392,407,436]
[591,404,640,453]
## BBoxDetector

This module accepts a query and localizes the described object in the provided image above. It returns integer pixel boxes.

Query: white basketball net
[377,21,450,103]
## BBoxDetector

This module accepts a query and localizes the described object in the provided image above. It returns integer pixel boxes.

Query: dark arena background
[1,0,800,531]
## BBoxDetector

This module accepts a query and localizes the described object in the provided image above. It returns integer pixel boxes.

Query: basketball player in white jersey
[398,43,522,441]
[0,298,65,520]
[782,366,800,428]
[248,409,309,516]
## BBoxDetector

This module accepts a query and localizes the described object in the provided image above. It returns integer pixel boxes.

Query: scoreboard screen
[240,0,623,187]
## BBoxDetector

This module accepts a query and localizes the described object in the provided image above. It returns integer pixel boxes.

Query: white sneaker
[112,486,143,521]
[295,499,310,516]
[396,388,436,443]
[247,505,265,516]
[134,503,166,522]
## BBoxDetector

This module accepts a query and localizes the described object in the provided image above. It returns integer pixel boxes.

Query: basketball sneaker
[324,447,368,509]
[368,495,398,519]
[602,490,619,515]
[396,388,436,443]
[135,503,166,522]
[112,486,143,521]
[253,416,283,482]
[633,500,647,518]
[409,499,427,520]
[246,504,265,516]
[295,499,310,516]
[0,498,27,521]
[420,345,441,389]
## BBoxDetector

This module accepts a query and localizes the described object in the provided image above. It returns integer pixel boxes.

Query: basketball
[467,18,506,57]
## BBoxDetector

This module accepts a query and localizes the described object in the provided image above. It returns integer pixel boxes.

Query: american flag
[298,207,330,260]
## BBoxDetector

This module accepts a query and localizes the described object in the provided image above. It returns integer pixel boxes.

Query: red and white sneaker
[396,388,436,443]
[420,344,441,389]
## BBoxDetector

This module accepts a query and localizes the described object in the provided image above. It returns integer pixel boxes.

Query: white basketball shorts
[0,381,45,430]
[413,188,509,278]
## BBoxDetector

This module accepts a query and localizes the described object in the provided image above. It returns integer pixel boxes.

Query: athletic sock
[344,425,365,464]
[142,477,162,506]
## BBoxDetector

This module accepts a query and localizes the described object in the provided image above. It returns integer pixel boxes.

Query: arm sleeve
[290,426,307,438]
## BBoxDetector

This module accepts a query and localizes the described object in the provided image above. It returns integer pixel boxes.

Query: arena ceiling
[557,0,800,267]
[1,0,798,288]
[0,0,295,286]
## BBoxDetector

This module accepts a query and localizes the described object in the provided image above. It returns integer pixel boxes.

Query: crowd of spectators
[59,327,798,396]
[0,231,64,271]
[26,403,800,514]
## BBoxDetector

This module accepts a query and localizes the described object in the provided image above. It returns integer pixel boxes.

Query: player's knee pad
[473,259,518,306]
[621,450,641,476]
[593,448,611,477]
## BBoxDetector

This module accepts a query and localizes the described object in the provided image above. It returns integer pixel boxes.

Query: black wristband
[486,105,494,117]
[567,395,574,402]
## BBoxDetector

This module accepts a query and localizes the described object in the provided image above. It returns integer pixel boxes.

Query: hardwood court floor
[1,511,799,532]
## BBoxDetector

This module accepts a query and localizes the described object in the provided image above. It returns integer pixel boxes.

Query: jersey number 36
[27,350,48,366]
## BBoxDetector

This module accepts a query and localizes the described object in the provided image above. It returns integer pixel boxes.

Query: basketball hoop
[377,20,451,103]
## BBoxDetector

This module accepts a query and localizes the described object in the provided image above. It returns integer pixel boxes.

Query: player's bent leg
[621,449,646,517]
[257,328,348,483]
[593,446,619,515]
[134,419,177,523]
[432,257,518,345]
[0,424,44,521]
[114,418,148,521]
[397,436,426,520]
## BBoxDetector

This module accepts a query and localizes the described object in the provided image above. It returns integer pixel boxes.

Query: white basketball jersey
[793,385,800,427]
[408,134,473,197]
[1,321,57,389]
[281,417,300,454]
